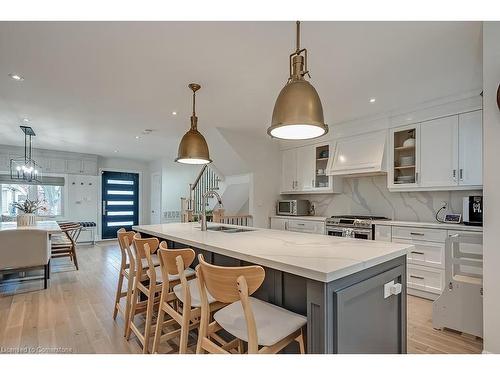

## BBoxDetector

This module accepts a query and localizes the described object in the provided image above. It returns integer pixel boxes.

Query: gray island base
[133,223,409,354]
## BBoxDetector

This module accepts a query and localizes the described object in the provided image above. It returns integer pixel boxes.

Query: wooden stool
[196,254,307,354]
[151,244,222,354]
[51,222,81,269]
[112,228,137,336]
[126,235,162,353]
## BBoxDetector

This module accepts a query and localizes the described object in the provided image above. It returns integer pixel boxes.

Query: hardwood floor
[0,241,483,354]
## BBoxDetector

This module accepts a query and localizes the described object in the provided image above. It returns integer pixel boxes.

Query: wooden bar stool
[151,244,223,354]
[112,228,137,336]
[196,254,307,354]
[126,235,162,353]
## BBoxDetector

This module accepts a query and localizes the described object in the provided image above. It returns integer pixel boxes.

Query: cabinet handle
[410,275,424,280]
[415,172,419,183]
[284,222,288,230]
[312,179,315,187]
[411,251,425,255]
[452,169,457,181]
[410,232,424,236]
[297,223,305,226]
[459,168,463,181]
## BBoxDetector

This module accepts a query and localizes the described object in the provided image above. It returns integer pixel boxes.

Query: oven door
[352,229,373,240]
[326,226,345,237]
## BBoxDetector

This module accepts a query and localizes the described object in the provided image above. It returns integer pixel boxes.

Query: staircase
[180,165,252,226]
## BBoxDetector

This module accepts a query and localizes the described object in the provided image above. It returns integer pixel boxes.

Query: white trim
[98,167,143,240]
[150,171,162,225]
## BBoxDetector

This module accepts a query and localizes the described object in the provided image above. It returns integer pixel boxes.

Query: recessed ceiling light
[22,118,30,123]
[8,73,24,81]
[113,150,118,153]
[172,111,177,116]
[369,98,376,103]
[135,136,140,139]
[142,129,153,135]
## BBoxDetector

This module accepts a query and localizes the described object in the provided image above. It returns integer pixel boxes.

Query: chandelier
[10,126,42,183]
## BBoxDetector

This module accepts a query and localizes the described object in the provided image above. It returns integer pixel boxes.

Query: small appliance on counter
[276,199,311,216]
[463,196,483,226]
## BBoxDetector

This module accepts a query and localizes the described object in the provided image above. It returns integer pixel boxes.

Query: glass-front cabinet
[280,142,342,194]
[314,144,330,190]
[389,124,420,189]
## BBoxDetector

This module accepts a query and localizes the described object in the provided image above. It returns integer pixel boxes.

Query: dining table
[0,220,62,234]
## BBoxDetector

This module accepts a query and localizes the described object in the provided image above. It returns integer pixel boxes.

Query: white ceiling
[0,21,482,161]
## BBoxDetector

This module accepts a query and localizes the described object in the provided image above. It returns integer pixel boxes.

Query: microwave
[277,200,310,216]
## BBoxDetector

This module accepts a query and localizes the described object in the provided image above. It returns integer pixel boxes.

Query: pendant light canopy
[175,83,212,165]
[268,21,328,140]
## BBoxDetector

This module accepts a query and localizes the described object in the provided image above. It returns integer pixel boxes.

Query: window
[1,183,63,217]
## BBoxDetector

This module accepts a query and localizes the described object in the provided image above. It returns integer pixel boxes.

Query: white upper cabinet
[281,148,297,193]
[388,110,482,191]
[280,142,342,194]
[420,116,459,187]
[296,145,315,191]
[82,159,98,175]
[66,159,83,174]
[458,111,483,186]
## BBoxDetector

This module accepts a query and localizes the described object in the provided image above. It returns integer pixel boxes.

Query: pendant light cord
[296,21,300,52]
[192,90,196,117]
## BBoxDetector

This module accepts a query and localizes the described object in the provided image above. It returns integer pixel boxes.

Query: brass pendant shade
[175,83,212,165]
[268,21,328,140]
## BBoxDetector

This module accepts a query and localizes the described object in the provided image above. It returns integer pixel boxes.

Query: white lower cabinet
[407,264,445,295]
[270,217,289,231]
[270,217,325,235]
[375,223,482,301]
[288,219,325,234]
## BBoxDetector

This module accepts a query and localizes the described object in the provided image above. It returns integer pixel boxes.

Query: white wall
[482,22,500,354]
[150,158,199,223]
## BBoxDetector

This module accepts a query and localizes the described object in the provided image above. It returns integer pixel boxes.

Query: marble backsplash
[284,175,482,222]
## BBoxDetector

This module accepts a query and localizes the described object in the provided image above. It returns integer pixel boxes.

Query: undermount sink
[202,225,255,233]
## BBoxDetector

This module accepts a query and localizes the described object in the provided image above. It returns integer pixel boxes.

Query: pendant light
[268,21,328,140]
[175,83,212,165]
[10,125,42,183]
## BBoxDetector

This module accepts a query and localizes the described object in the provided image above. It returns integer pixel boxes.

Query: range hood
[326,130,387,177]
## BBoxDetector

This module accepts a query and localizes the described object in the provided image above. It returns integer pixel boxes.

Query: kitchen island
[133,222,413,354]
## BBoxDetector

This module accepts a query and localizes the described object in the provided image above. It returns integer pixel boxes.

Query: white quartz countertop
[270,215,327,222]
[0,220,61,234]
[133,222,412,283]
[372,220,483,232]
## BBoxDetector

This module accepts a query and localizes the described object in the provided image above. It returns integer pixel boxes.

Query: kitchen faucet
[200,189,223,231]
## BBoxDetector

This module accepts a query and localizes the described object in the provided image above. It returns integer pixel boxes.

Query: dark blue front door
[101,171,139,239]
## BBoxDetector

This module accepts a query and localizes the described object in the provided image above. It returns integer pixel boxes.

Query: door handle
[102,201,107,215]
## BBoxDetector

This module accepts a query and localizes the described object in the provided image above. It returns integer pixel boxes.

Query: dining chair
[151,244,221,354]
[0,229,50,289]
[51,222,81,269]
[195,254,307,354]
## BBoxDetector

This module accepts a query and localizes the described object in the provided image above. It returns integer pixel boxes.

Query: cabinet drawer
[392,226,447,242]
[395,239,444,269]
[407,265,444,294]
[288,219,325,234]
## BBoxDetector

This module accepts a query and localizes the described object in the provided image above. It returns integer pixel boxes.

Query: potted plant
[13,199,45,226]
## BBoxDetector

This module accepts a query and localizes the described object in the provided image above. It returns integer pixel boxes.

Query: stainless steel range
[326,215,388,240]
